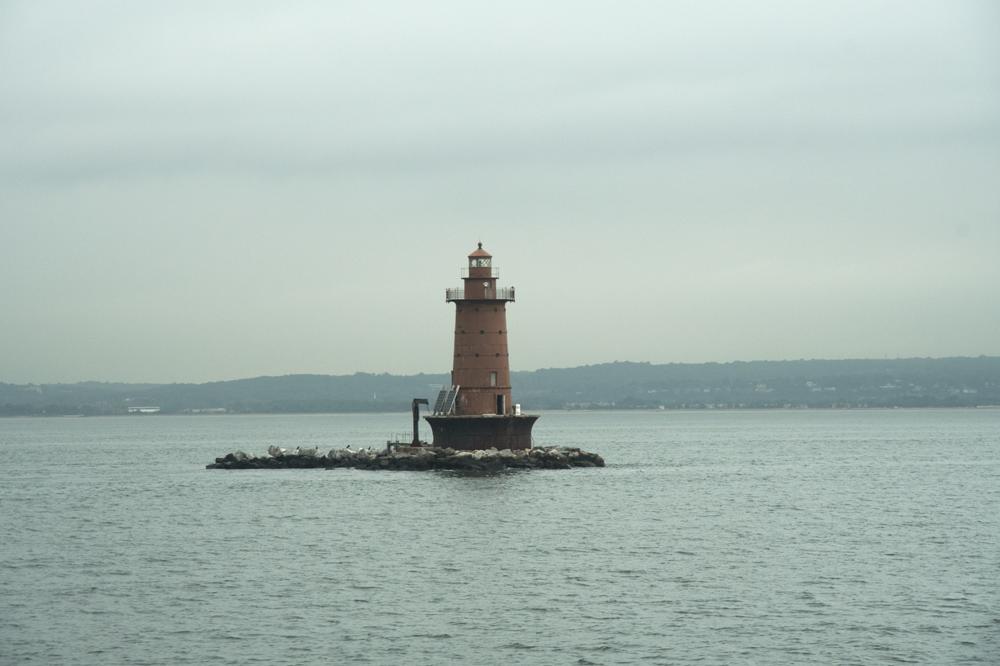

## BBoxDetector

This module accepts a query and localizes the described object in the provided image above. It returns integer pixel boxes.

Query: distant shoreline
[4,357,999,417]
[4,405,1000,419]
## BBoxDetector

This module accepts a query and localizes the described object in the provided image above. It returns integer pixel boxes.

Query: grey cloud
[1,0,997,382]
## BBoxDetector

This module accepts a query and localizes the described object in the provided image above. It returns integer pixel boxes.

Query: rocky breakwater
[207,445,604,472]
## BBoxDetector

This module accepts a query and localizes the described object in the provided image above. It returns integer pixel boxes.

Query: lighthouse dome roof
[468,242,492,258]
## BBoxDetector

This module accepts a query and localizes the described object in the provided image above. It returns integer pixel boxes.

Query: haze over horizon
[2,1,998,384]
[6,355,1000,388]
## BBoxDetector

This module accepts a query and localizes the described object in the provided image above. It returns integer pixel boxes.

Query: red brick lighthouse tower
[425,243,538,450]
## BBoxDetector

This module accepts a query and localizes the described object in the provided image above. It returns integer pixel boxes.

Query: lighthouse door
[496,394,505,415]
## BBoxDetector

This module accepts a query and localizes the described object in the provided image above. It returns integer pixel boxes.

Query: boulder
[208,445,604,471]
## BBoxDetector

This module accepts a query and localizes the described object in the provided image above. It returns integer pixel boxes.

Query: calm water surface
[1,410,998,665]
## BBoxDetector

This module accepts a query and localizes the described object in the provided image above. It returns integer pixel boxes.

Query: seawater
[1,409,997,665]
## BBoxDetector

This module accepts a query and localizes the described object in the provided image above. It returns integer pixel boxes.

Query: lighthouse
[424,243,538,450]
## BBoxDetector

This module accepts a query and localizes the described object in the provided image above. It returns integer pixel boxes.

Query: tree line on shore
[2,356,998,416]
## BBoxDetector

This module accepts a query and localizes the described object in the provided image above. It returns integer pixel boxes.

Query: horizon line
[6,354,998,387]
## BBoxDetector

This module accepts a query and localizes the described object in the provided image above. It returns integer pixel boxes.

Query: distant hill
[2,357,999,416]
[513,357,1000,409]
[0,373,447,416]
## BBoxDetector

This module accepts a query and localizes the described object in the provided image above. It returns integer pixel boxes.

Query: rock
[206,445,604,471]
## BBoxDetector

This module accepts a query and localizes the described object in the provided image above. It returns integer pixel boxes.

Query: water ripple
[1,410,999,665]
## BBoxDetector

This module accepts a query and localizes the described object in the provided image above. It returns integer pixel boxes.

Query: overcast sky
[1,1,998,384]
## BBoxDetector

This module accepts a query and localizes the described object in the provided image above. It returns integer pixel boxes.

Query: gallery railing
[460,267,500,278]
[445,287,515,302]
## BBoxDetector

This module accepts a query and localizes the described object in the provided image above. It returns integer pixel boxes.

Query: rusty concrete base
[424,415,539,451]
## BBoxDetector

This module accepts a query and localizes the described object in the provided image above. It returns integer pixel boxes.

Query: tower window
[490,371,497,386]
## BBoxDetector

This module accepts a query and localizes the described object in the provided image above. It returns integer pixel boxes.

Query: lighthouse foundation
[424,415,538,451]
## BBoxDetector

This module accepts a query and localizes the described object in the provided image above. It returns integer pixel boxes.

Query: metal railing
[460,267,500,278]
[445,287,515,302]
